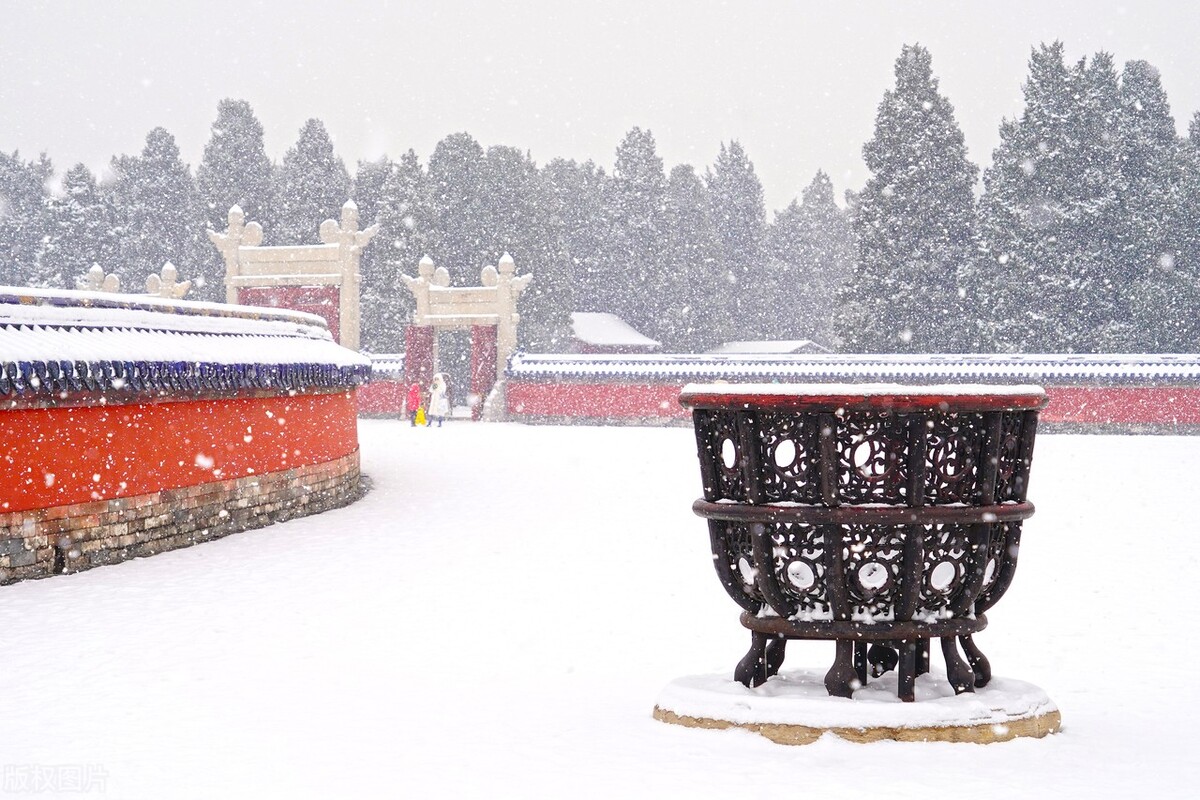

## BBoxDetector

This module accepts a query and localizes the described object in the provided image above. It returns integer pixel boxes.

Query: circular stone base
[653,669,1061,745]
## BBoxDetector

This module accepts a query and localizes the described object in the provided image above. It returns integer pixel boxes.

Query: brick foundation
[0,450,361,585]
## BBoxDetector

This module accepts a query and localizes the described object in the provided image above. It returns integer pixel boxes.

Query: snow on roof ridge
[569,312,660,347]
[506,352,1200,381]
[0,286,330,329]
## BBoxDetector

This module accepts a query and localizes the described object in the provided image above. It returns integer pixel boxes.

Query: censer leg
[734,631,770,687]
[941,636,976,694]
[897,639,918,702]
[764,636,788,680]
[959,634,992,688]
[824,640,858,698]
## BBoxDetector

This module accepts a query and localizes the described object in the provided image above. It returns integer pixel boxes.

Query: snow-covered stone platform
[655,670,1060,744]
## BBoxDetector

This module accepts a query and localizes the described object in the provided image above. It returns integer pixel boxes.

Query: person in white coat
[428,373,451,428]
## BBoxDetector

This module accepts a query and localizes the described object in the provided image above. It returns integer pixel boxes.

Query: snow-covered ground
[0,421,1196,798]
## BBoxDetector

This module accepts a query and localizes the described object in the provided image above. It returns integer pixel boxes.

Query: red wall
[1040,386,1200,425]
[238,287,341,342]
[358,380,407,415]
[507,382,686,420]
[0,391,358,513]
[504,381,1200,427]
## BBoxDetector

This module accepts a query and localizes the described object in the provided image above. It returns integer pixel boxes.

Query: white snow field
[1,420,1197,798]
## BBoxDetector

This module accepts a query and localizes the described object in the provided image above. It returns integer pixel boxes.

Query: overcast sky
[3,1,1199,211]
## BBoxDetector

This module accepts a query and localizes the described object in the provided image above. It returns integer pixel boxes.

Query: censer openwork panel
[841,523,906,620]
[755,412,822,504]
[837,413,910,504]
[767,522,827,613]
[918,523,970,613]
[975,520,1024,613]
[995,411,1031,503]
[693,409,746,502]
[710,520,764,607]
[924,414,984,505]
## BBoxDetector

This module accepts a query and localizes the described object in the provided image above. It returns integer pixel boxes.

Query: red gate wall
[239,287,341,343]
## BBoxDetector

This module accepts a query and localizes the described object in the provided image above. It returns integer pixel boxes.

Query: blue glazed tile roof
[0,288,371,398]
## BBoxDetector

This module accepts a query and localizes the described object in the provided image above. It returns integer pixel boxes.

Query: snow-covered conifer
[271,119,350,245]
[426,132,488,279]
[979,45,1131,352]
[478,146,572,350]
[108,128,207,288]
[768,171,853,346]
[607,127,668,333]
[839,45,980,353]
[0,150,53,286]
[39,163,118,289]
[195,100,274,299]
[1117,61,1200,351]
[542,158,608,319]
[706,141,768,339]
[661,163,723,350]
[352,155,400,351]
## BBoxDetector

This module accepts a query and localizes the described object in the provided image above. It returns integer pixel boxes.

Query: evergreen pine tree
[662,163,723,350]
[0,150,53,286]
[197,99,273,229]
[839,45,980,353]
[353,157,396,228]
[478,146,573,351]
[1073,52,1127,348]
[979,44,1126,352]
[40,164,119,289]
[195,100,274,299]
[1118,61,1200,351]
[426,132,487,279]
[768,171,853,347]
[607,127,668,333]
[372,150,430,351]
[108,128,207,287]
[542,158,608,317]
[272,119,350,245]
[352,156,398,351]
[1176,117,1200,350]
[707,141,768,338]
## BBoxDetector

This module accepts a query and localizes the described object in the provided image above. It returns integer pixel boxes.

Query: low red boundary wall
[1,450,360,583]
[358,380,406,415]
[1,390,358,514]
[508,382,685,421]
[505,381,1200,429]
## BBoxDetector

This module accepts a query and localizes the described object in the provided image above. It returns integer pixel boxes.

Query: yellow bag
[415,406,427,426]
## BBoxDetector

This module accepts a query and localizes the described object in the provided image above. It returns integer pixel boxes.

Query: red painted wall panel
[0,392,358,513]
[1040,386,1200,425]
[357,380,407,415]
[505,381,1200,426]
[238,287,341,342]
[506,382,687,419]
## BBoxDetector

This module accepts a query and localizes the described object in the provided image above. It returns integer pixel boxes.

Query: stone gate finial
[77,264,120,293]
[146,262,192,299]
[208,205,263,304]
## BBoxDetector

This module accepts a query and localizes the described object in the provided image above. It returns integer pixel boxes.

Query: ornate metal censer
[680,383,1046,702]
